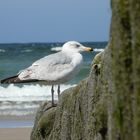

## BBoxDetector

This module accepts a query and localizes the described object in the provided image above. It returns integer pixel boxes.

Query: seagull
[0,41,93,106]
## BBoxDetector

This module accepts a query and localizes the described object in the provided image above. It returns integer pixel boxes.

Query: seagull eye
[76,44,80,48]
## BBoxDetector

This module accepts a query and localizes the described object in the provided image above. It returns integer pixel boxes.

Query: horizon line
[0,40,108,44]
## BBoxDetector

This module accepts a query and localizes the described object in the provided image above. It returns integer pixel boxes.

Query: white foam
[21,49,33,53]
[0,110,35,116]
[94,48,104,52]
[0,104,39,110]
[0,49,6,53]
[0,84,75,116]
[51,47,62,52]
[0,84,75,102]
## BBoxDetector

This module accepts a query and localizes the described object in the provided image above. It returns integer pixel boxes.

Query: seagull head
[62,41,93,53]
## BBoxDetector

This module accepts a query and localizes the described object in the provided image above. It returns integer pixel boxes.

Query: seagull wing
[18,52,75,83]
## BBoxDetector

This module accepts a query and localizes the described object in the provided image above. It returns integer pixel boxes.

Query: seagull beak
[82,46,93,52]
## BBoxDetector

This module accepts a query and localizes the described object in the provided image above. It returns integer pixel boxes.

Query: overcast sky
[0,0,111,43]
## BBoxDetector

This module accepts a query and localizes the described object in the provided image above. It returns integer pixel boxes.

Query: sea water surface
[0,42,107,127]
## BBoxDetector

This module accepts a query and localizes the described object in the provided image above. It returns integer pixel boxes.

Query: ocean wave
[0,84,75,116]
[94,48,104,52]
[0,49,6,53]
[21,49,33,53]
[51,47,62,52]
[0,104,39,110]
[0,84,75,102]
[0,109,35,116]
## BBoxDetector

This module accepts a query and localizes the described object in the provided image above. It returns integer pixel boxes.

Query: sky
[0,0,111,43]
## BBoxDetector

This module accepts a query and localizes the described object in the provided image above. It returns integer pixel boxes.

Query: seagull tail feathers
[0,75,38,84]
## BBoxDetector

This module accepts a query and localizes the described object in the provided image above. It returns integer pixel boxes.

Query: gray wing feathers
[18,52,74,81]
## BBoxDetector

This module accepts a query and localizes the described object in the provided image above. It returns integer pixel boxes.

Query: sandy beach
[0,115,34,140]
[0,127,32,140]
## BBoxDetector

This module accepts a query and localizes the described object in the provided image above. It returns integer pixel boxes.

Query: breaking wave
[0,84,75,116]
[0,49,6,53]
[51,47,62,52]
[21,49,33,53]
[93,48,104,52]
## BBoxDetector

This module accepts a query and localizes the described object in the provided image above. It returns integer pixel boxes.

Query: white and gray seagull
[0,41,93,106]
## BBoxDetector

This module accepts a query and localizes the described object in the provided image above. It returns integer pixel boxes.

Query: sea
[0,42,107,128]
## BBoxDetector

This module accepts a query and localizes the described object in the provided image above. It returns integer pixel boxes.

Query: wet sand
[0,112,35,140]
[0,127,32,140]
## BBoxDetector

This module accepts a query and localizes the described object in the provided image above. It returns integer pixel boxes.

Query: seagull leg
[57,85,60,100]
[51,85,55,106]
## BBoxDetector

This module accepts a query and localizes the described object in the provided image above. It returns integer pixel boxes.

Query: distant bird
[0,41,93,106]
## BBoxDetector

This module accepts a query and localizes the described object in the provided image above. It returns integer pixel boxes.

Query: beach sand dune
[0,128,32,140]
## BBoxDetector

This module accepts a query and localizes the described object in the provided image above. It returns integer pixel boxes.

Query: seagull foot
[51,103,57,107]
[43,101,57,112]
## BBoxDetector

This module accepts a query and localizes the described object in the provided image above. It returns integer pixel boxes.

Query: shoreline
[0,114,35,128]
[0,120,34,128]
[0,127,32,140]
[0,114,35,121]
[0,116,33,140]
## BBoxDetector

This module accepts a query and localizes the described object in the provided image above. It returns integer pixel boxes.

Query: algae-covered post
[110,0,140,140]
